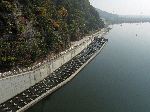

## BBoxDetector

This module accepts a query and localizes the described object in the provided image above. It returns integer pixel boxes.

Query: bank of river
[28,23,150,112]
[0,28,109,112]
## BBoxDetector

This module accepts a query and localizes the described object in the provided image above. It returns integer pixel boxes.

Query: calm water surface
[27,23,150,112]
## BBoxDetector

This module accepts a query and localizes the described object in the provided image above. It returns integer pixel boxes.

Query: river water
[27,23,150,112]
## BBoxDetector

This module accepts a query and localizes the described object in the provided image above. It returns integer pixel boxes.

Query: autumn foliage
[0,0,104,72]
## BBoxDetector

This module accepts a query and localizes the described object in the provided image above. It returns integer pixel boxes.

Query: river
[27,23,150,112]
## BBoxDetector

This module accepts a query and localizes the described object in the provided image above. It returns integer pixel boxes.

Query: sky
[89,0,150,16]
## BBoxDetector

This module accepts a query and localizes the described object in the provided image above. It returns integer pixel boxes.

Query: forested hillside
[96,8,150,24]
[0,0,104,72]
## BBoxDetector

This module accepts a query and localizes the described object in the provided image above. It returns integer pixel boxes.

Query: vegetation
[96,8,150,24]
[0,0,104,72]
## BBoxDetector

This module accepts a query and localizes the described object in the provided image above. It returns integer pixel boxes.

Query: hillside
[96,8,150,24]
[0,0,104,72]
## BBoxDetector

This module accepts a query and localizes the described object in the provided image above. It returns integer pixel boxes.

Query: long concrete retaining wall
[0,33,97,104]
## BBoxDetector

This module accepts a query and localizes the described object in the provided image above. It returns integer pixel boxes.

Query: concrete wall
[0,36,94,104]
